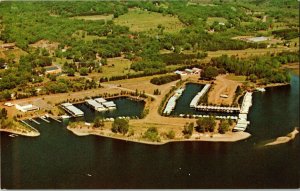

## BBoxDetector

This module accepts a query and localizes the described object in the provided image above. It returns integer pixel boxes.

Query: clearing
[208,74,242,106]
[71,14,113,21]
[114,8,184,33]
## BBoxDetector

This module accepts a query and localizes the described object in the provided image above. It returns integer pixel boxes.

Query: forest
[0,0,298,101]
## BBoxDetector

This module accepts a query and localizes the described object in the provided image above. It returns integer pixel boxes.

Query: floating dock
[190,84,211,108]
[163,87,185,115]
[61,103,84,117]
[195,105,240,113]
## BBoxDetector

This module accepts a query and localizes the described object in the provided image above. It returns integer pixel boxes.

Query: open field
[225,74,247,82]
[208,74,241,105]
[0,47,28,60]
[71,14,113,21]
[114,9,185,33]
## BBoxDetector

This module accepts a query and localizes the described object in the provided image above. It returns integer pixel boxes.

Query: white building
[15,103,39,112]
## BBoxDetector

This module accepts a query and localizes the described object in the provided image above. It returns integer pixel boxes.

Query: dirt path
[208,74,241,105]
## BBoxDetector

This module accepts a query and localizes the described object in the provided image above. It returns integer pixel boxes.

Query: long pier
[195,105,240,113]
[163,87,185,115]
[233,92,253,132]
[190,84,211,108]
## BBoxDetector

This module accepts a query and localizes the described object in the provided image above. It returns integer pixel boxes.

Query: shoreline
[265,128,299,146]
[0,128,40,137]
[67,126,251,145]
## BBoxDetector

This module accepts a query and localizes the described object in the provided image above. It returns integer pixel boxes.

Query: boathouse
[61,103,84,117]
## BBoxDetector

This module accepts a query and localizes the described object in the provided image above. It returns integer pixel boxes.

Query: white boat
[60,115,71,119]
[256,87,266,92]
[9,134,18,137]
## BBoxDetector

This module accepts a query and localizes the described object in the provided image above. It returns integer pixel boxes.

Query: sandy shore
[0,128,40,137]
[67,126,251,145]
[265,128,299,146]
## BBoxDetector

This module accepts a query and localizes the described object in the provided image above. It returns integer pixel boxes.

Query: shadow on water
[1,76,299,189]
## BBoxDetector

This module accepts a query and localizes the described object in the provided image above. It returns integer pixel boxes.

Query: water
[1,76,299,189]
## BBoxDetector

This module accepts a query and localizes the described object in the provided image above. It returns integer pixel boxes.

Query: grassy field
[206,17,227,25]
[71,14,113,21]
[225,74,247,82]
[114,8,184,33]
[89,57,139,78]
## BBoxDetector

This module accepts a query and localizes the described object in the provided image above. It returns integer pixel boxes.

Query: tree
[93,116,104,128]
[79,67,89,76]
[143,127,160,142]
[0,108,8,119]
[166,130,175,139]
[111,118,129,135]
[196,116,216,132]
[201,66,218,80]
[182,122,194,138]
[219,119,230,134]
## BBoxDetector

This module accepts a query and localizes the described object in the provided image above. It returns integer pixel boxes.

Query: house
[15,103,39,112]
[44,65,62,75]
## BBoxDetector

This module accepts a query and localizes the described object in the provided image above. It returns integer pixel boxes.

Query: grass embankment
[0,119,40,137]
[67,120,251,145]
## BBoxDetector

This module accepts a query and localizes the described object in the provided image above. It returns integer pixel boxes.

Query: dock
[61,103,84,117]
[85,99,107,112]
[163,87,185,115]
[233,92,253,132]
[195,105,240,113]
[30,118,40,125]
[39,116,50,123]
[20,120,36,129]
[49,116,62,123]
[190,84,211,108]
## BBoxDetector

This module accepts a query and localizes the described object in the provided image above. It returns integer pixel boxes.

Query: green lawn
[114,8,184,33]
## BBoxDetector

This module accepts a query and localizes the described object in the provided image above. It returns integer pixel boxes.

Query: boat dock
[49,116,62,123]
[20,120,36,129]
[39,116,50,123]
[233,92,253,132]
[30,118,40,125]
[178,114,238,120]
[61,103,84,117]
[85,99,107,112]
[163,87,185,115]
[190,84,211,108]
[195,105,240,113]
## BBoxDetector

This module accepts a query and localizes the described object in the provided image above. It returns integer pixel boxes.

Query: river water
[1,75,299,189]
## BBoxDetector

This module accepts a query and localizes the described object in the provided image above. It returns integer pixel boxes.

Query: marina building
[61,103,84,117]
[15,103,39,112]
